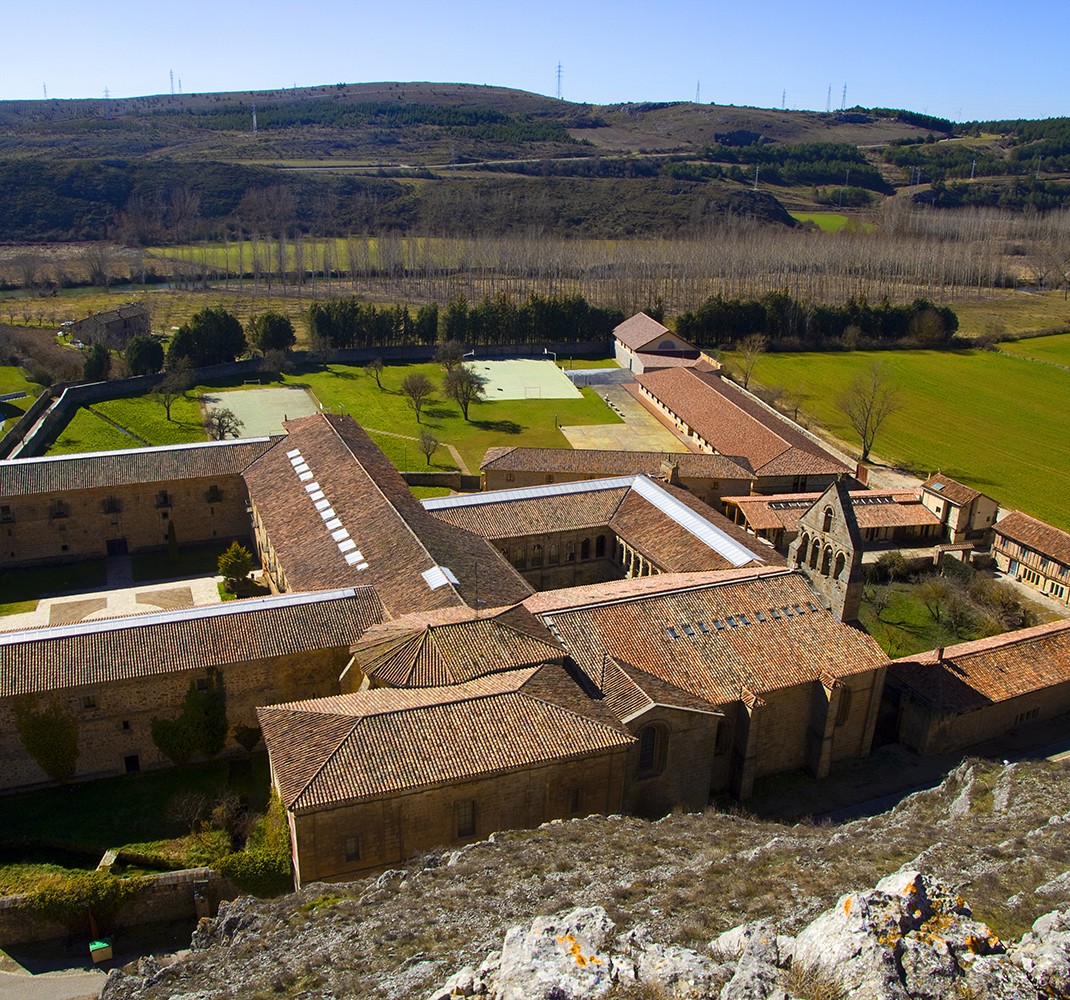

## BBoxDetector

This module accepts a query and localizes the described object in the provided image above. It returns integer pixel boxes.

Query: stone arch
[833,551,846,580]
[596,534,606,558]
[581,537,591,560]
[822,506,834,533]
[809,543,820,570]
[797,534,810,567]
[820,546,832,576]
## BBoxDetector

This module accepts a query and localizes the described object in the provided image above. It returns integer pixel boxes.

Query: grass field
[999,331,1070,365]
[953,292,1070,338]
[0,365,37,433]
[738,347,1070,530]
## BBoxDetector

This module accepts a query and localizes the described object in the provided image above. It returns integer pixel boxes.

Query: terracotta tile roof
[635,352,700,370]
[350,604,565,687]
[480,447,750,481]
[242,414,532,616]
[537,569,888,706]
[259,664,634,812]
[0,588,384,698]
[425,476,768,571]
[427,484,631,537]
[635,368,848,477]
[613,312,674,351]
[726,491,935,534]
[609,484,782,573]
[993,511,1070,566]
[890,620,1070,713]
[921,473,986,507]
[0,438,278,496]
[599,658,722,723]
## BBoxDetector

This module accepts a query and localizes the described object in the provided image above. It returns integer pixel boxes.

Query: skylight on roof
[931,482,945,491]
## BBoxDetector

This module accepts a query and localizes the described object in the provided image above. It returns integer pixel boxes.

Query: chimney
[936,647,944,663]
[659,458,680,486]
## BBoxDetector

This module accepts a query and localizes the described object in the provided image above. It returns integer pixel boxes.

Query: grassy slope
[999,330,1070,364]
[0,364,36,433]
[740,347,1070,530]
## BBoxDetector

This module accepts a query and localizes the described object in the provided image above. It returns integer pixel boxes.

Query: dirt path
[363,426,470,475]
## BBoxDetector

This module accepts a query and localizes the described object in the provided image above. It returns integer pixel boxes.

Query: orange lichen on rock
[844,896,853,916]
[556,933,603,969]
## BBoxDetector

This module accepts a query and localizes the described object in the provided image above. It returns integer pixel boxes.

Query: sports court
[200,385,320,437]
[468,359,582,400]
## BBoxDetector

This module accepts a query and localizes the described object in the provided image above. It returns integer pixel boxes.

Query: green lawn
[1000,331,1070,366]
[738,348,1070,530]
[0,365,37,433]
[48,407,144,454]
[301,362,620,472]
[790,211,851,232]
[131,541,257,583]
[92,393,207,446]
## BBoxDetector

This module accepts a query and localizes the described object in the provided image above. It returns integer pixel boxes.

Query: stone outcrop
[424,872,1070,1000]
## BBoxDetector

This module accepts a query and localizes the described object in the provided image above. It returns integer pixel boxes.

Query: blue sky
[4,0,1065,121]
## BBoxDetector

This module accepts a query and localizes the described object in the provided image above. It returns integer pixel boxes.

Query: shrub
[23,871,146,932]
[218,541,253,589]
[12,695,79,782]
[216,794,292,896]
[151,668,228,764]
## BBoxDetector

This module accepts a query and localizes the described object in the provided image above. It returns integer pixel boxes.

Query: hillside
[100,756,1070,999]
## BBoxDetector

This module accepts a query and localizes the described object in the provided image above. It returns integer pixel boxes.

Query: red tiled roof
[0,589,384,698]
[890,620,1070,713]
[635,352,700,370]
[613,312,675,351]
[259,664,634,811]
[921,473,987,507]
[0,438,278,495]
[242,414,532,616]
[538,569,888,706]
[350,604,565,687]
[727,491,935,534]
[993,511,1070,566]
[635,368,848,477]
[480,447,750,481]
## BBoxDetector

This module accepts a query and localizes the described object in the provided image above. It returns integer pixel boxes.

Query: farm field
[739,347,1070,531]
[999,331,1070,365]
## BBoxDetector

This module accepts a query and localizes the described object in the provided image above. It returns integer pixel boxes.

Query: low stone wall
[0,866,241,947]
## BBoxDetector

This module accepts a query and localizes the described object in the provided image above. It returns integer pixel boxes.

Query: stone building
[527,566,889,799]
[0,438,274,567]
[422,474,780,591]
[612,313,699,374]
[725,489,941,555]
[634,366,853,494]
[479,447,753,512]
[887,620,1070,754]
[69,304,151,350]
[991,510,1070,606]
[787,480,866,622]
[919,473,998,544]
[0,589,383,791]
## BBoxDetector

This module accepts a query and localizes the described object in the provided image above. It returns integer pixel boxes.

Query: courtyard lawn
[48,407,141,454]
[737,347,1070,531]
[301,362,620,472]
[0,365,38,433]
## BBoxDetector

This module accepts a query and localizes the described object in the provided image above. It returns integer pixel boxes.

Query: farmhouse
[919,473,998,544]
[887,620,1070,754]
[0,438,275,566]
[612,312,700,374]
[479,446,753,510]
[991,510,1070,606]
[68,303,151,350]
[634,366,853,493]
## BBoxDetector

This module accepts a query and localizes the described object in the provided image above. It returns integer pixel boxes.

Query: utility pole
[43,83,47,100]
[252,103,257,135]
[696,80,700,103]
[781,88,786,110]
[841,82,847,110]
[826,83,831,113]
[555,62,563,100]
[170,69,174,96]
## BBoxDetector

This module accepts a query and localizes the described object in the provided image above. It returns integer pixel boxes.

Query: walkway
[561,385,692,453]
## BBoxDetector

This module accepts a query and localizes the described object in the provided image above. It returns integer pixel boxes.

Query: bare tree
[153,365,192,421]
[434,339,466,372]
[443,364,488,421]
[735,333,767,390]
[204,406,244,440]
[368,357,385,389]
[838,361,900,462]
[418,430,440,466]
[401,372,435,423]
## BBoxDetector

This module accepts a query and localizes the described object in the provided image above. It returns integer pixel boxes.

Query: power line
[170,69,174,97]
[841,82,847,111]
[555,62,562,100]
[696,80,700,103]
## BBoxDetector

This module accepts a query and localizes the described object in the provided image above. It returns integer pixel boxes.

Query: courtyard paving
[560,385,693,453]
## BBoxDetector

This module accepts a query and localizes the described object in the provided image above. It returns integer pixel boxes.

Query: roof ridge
[897,618,1070,662]
[290,715,365,810]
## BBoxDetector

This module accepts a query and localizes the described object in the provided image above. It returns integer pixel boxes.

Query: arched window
[565,541,576,562]
[513,546,527,569]
[809,544,820,570]
[581,538,591,560]
[531,543,544,568]
[822,506,834,533]
[637,724,668,776]
[548,543,560,565]
[833,551,846,580]
[797,534,809,567]
[596,534,606,558]
[821,546,832,576]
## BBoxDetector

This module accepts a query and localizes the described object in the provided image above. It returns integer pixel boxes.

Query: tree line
[675,291,958,350]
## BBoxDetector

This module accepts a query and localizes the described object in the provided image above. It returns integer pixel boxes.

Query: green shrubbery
[12,695,79,782]
[23,870,146,932]
[151,668,228,764]
[216,794,292,896]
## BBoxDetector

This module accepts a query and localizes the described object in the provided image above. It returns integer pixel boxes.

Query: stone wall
[289,748,630,887]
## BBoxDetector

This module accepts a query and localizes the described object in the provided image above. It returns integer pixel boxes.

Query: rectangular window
[155,491,171,509]
[714,721,731,755]
[456,800,476,838]
[835,687,853,727]
[102,496,123,514]
[343,835,361,863]
[0,505,12,523]
[505,472,515,482]
[50,500,69,519]
[205,485,223,504]
[569,788,582,815]
[82,694,97,710]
